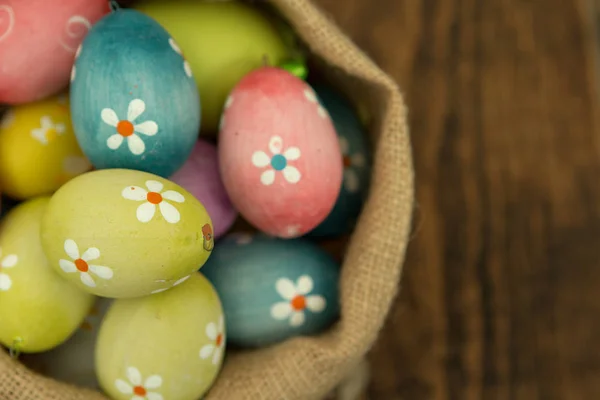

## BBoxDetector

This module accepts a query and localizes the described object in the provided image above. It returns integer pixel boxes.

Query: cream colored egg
[0,197,95,353]
[96,273,225,400]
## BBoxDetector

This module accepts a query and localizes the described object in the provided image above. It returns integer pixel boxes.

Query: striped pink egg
[218,67,343,238]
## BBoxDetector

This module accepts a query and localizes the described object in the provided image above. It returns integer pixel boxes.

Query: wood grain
[313,0,600,399]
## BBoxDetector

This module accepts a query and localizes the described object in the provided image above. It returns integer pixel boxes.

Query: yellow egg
[0,94,92,200]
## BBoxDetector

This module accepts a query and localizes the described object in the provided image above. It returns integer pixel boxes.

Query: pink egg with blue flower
[218,67,343,239]
[69,9,201,178]
[0,0,110,104]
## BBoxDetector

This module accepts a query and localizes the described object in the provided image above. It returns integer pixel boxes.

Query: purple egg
[170,140,237,238]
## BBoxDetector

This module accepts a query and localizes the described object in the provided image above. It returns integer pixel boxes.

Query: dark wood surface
[314,0,600,399]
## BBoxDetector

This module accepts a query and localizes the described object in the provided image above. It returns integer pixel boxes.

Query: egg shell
[40,169,214,298]
[134,0,288,134]
[0,94,92,200]
[0,0,110,104]
[170,140,237,239]
[0,197,95,353]
[22,297,112,389]
[70,9,201,178]
[96,273,225,400]
[201,233,340,348]
[306,85,372,237]
[219,67,343,238]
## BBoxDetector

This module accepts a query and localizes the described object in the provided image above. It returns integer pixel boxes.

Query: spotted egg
[0,94,92,200]
[0,197,95,353]
[306,85,372,238]
[70,9,201,178]
[218,67,343,238]
[0,0,110,104]
[169,140,237,239]
[95,273,224,400]
[40,169,214,298]
[201,233,340,348]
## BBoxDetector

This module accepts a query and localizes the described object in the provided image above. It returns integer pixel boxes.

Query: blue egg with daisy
[69,8,200,178]
[201,233,340,348]
[306,84,372,238]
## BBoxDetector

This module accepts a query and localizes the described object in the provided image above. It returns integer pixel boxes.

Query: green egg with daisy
[40,169,214,299]
[0,197,95,353]
[95,272,225,400]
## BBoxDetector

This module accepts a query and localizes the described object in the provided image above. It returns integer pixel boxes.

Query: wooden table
[315,0,600,398]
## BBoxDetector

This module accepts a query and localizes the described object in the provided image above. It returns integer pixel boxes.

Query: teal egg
[201,233,340,348]
[70,9,201,178]
[306,84,371,237]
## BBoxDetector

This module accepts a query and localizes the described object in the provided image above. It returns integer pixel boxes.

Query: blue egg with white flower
[306,84,371,237]
[201,233,340,348]
[70,9,200,178]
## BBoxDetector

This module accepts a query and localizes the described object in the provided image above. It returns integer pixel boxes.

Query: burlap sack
[0,0,413,399]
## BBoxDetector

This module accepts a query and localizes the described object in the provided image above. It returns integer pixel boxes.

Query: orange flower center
[343,155,352,168]
[116,120,134,137]
[216,333,223,347]
[147,192,163,205]
[291,295,306,311]
[74,258,89,272]
[133,386,147,396]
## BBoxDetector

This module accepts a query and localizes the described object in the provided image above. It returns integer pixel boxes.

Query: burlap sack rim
[0,1,414,399]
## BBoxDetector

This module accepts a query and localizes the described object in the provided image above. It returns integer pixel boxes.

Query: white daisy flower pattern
[1,109,15,129]
[31,116,66,145]
[339,137,366,193]
[122,180,185,224]
[59,239,113,288]
[115,366,164,400]
[304,87,329,119]
[270,276,326,327]
[199,316,225,365]
[101,99,158,156]
[150,274,191,294]
[0,248,18,292]
[251,136,302,186]
[168,38,192,78]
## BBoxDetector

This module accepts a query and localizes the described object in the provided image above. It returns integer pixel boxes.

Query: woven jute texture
[0,0,413,399]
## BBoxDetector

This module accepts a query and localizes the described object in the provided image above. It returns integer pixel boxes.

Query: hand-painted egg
[134,0,288,135]
[306,85,372,237]
[40,169,214,299]
[0,197,95,353]
[201,233,340,347]
[96,273,225,400]
[70,9,201,178]
[0,94,92,200]
[0,0,110,104]
[219,67,343,238]
[22,297,112,389]
[170,140,237,239]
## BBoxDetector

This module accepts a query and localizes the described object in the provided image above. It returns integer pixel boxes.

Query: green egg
[96,273,225,400]
[0,197,95,353]
[40,169,214,299]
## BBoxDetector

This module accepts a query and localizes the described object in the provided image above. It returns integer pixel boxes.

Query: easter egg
[135,0,288,134]
[219,67,343,238]
[70,9,201,178]
[22,297,112,389]
[0,0,110,104]
[0,94,92,200]
[307,85,371,237]
[40,169,214,298]
[0,197,95,353]
[202,233,340,347]
[96,273,225,400]
[170,140,237,239]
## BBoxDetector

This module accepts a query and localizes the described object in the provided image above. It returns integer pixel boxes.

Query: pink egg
[170,139,238,239]
[0,0,110,104]
[218,67,343,239]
